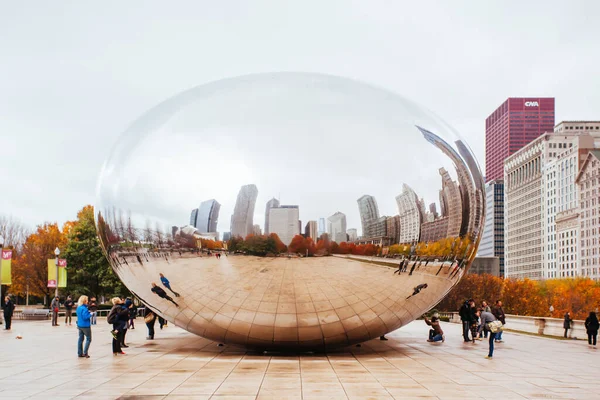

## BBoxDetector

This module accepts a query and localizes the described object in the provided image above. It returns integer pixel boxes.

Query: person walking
[480,308,498,359]
[492,300,506,343]
[51,296,60,326]
[159,273,181,297]
[423,315,445,342]
[145,308,157,340]
[76,295,92,358]
[459,299,474,342]
[585,311,599,347]
[151,283,179,307]
[3,295,15,330]
[64,295,75,326]
[88,297,98,325]
[563,312,573,339]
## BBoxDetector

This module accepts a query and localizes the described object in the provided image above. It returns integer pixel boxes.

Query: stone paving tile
[1,318,599,399]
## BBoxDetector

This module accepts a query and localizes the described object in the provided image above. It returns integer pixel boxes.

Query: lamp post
[54,247,60,297]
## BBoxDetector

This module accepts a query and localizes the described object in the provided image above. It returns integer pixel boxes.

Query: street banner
[1,250,12,285]
[47,259,57,288]
[48,258,68,288]
[58,259,67,288]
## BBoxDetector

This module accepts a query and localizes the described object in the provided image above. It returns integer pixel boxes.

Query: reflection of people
[406,283,428,299]
[51,296,60,326]
[160,273,180,297]
[379,335,388,341]
[408,262,417,276]
[3,295,15,330]
[585,312,599,347]
[76,295,92,358]
[152,283,179,307]
[423,315,444,342]
[563,312,573,338]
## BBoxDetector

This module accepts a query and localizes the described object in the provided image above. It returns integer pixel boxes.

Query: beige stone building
[575,150,600,280]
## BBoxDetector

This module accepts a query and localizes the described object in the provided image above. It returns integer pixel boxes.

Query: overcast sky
[1,1,599,233]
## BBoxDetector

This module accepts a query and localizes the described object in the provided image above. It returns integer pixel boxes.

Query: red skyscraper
[485,97,555,182]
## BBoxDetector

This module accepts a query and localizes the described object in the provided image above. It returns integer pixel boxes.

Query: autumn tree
[288,235,316,256]
[15,222,68,304]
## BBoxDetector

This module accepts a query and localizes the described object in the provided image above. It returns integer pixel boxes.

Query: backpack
[107,307,118,324]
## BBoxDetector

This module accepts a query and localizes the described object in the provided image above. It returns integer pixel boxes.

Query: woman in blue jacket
[76,295,92,358]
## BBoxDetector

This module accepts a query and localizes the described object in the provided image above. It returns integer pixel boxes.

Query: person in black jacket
[3,295,15,330]
[107,297,131,355]
[563,312,573,338]
[145,308,157,340]
[492,300,506,343]
[585,311,599,347]
[459,299,474,342]
[151,283,179,307]
[64,295,74,326]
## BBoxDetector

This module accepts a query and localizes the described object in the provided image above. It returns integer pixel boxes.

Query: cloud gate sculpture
[95,72,485,349]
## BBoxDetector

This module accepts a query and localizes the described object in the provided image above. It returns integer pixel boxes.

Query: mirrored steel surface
[95,72,485,349]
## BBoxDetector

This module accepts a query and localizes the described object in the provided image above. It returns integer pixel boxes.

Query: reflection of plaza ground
[114,252,464,349]
[0,319,596,399]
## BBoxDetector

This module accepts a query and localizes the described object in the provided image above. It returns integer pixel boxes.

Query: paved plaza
[1,318,598,399]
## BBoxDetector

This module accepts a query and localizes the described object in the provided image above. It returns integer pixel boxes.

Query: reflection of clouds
[96,73,478,239]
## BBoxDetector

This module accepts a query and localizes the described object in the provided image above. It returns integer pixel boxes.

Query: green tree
[63,206,128,299]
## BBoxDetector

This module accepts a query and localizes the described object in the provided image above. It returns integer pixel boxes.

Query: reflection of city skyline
[97,125,483,254]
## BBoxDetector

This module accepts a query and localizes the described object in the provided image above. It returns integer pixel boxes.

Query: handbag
[144,311,155,324]
[487,320,503,333]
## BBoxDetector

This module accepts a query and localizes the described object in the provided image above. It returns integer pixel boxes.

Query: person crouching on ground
[423,315,444,342]
[76,295,92,358]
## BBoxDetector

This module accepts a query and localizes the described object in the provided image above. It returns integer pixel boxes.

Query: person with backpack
[107,297,130,355]
[585,311,599,347]
[480,309,499,359]
[64,295,75,326]
[492,300,506,343]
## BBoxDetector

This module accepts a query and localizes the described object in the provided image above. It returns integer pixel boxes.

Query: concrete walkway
[0,318,597,399]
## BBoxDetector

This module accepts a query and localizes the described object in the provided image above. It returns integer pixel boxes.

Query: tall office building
[230,184,258,239]
[439,168,462,238]
[196,199,220,234]
[305,221,318,242]
[346,228,358,242]
[318,218,326,236]
[576,150,600,280]
[504,125,600,279]
[486,97,555,182]
[264,197,280,235]
[327,212,347,243]
[386,215,401,244]
[268,205,300,246]
[357,195,380,238]
[477,180,505,276]
[189,209,198,227]
[396,184,421,244]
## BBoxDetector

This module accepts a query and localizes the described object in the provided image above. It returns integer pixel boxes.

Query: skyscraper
[396,184,421,244]
[477,180,505,276]
[268,205,300,246]
[327,212,347,243]
[189,208,198,227]
[305,221,318,242]
[439,168,462,238]
[346,228,358,242]
[196,199,220,234]
[264,197,280,235]
[486,97,555,182]
[230,184,258,239]
[318,218,326,236]
[357,195,380,238]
